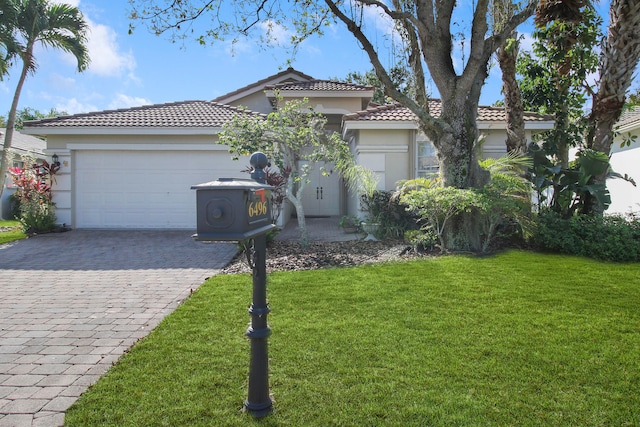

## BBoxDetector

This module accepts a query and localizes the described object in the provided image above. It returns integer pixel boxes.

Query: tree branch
[324,0,445,136]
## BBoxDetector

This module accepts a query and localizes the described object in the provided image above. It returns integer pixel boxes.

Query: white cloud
[259,20,294,46]
[361,2,396,37]
[85,19,137,78]
[518,32,535,55]
[53,3,137,79]
[47,73,76,91]
[108,94,151,110]
[223,38,254,58]
[55,98,99,114]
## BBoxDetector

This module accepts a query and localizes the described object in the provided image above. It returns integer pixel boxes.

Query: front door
[300,161,340,216]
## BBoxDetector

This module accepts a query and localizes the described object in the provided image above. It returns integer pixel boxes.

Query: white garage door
[75,150,242,229]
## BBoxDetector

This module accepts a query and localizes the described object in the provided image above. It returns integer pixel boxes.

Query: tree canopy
[130,0,537,190]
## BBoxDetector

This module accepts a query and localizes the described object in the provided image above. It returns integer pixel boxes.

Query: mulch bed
[220,239,427,274]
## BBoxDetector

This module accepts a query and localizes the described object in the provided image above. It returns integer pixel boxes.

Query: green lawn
[65,251,640,426]
[0,220,25,244]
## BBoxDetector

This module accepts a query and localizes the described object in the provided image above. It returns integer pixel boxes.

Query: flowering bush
[9,157,59,233]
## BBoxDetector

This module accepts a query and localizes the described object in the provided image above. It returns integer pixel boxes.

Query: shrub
[400,186,484,252]
[19,197,57,234]
[399,162,532,253]
[8,192,21,220]
[477,171,533,252]
[404,228,437,253]
[360,190,417,239]
[8,156,59,234]
[534,210,640,262]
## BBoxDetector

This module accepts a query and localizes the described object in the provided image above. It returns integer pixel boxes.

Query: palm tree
[0,0,19,78]
[586,0,640,213]
[0,0,89,203]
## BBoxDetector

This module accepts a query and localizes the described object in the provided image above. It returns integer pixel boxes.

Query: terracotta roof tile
[343,101,554,123]
[266,80,375,92]
[212,68,315,102]
[617,106,640,129]
[22,101,263,128]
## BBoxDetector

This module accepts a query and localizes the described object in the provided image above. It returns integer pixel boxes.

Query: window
[417,138,439,178]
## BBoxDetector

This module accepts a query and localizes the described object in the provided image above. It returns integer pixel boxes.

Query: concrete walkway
[0,230,238,427]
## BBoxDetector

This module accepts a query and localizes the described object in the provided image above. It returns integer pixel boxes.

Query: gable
[212,68,315,113]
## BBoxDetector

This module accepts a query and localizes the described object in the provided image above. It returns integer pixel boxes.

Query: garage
[75,150,243,229]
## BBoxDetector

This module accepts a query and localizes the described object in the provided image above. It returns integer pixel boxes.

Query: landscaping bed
[221,240,423,274]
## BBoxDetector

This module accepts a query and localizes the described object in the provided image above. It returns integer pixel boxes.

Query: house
[609,107,640,215]
[0,128,47,220]
[20,68,554,230]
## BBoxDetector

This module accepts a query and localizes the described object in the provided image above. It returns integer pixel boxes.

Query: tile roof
[266,80,375,92]
[343,101,554,123]
[617,106,640,129]
[22,101,263,129]
[212,68,315,103]
[1,128,45,154]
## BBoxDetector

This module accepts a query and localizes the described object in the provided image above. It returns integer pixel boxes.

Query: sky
[0,0,580,118]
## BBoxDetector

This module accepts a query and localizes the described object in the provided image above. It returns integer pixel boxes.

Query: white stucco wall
[40,133,247,228]
[226,91,274,114]
[608,141,640,215]
[355,129,412,189]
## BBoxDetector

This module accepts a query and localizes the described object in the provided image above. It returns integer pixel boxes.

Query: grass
[65,251,640,426]
[0,220,25,244]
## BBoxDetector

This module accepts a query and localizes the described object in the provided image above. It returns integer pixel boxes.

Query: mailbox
[191,178,275,241]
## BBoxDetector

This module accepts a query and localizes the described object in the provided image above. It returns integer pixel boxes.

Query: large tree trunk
[497,33,527,154]
[433,95,491,190]
[587,0,640,214]
[426,98,489,252]
[323,0,535,251]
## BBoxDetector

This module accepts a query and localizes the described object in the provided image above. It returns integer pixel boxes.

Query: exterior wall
[226,91,274,114]
[480,130,509,159]
[349,129,411,219]
[43,133,243,228]
[347,126,546,220]
[609,132,640,214]
[355,129,412,191]
[275,96,365,116]
[479,129,537,159]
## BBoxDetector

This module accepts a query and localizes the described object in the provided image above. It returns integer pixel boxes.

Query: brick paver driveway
[0,230,237,427]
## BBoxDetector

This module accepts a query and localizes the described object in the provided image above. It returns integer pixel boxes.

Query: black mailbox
[191,178,275,241]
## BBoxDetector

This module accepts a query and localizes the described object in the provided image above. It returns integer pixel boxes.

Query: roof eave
[342,121,417,132]
[266,89,375,99]
[343,119,556,132]
[616,120,640,133]
[20,126,224,136]
[477,120,555,130]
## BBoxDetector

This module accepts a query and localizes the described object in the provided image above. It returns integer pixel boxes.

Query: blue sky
[1,0,544,118]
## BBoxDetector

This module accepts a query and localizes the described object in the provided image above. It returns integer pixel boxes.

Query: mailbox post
[192,152,275,417]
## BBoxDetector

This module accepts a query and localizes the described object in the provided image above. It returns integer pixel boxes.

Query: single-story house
[609,107,640,215]
[0,128,47,220]
[21,68,554,230]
